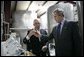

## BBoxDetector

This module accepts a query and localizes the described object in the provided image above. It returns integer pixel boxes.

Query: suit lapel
[53,26,58,38]
[60,20,68,37]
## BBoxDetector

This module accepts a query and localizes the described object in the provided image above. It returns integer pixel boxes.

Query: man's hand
[42,45,47,52]
[28,29,41,38]
[33,30,41,38]
[28,30,36,38]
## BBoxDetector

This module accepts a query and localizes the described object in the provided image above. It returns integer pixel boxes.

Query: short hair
[53,8,64,17]
[33,18,41,23]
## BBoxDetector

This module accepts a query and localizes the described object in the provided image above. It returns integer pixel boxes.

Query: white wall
[12,10,37,49]
[40,12,48,33]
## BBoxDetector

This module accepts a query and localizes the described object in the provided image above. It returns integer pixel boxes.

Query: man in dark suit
[23,19,48,56]
[43,8,82,56]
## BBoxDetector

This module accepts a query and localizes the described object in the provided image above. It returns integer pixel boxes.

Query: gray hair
[53,8,64,17]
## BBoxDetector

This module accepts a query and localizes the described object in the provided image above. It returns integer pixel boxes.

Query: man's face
[53,12,63,23]
[33,20,40,29]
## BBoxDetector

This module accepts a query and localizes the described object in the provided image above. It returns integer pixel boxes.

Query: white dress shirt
[59,18,65,34]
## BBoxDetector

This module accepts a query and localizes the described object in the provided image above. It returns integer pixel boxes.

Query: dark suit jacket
[23,29,47,55]
[48,20,82,56]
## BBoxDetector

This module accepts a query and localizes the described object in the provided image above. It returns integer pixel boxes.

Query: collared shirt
[58,18,65,34]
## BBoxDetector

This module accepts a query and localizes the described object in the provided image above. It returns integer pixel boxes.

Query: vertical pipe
[76,1,83,56]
